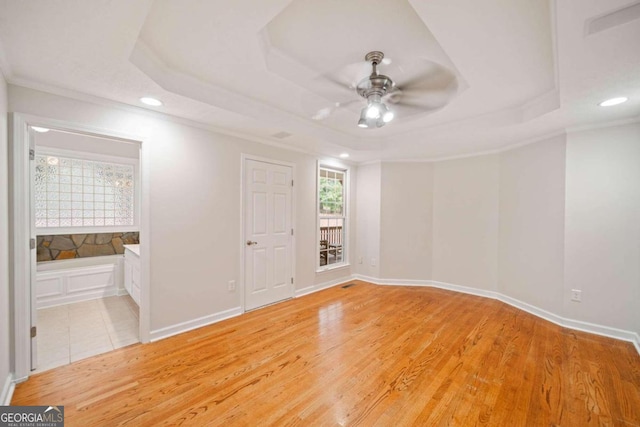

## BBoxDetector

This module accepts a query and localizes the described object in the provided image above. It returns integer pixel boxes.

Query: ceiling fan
[317,51,458,129]
[355,51,396,128]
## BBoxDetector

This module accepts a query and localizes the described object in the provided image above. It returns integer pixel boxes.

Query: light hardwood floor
[12,281,640,426]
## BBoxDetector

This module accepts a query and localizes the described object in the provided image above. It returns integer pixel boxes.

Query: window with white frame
[318,165,347,269]
[35,153,136,229]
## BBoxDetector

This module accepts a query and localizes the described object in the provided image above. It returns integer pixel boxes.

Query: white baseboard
[131,274,640,356]
[149,307,243,342]
[496,293,640,350]
[352,274,640,355]
[295,276,349,298]
[1,373,14,405]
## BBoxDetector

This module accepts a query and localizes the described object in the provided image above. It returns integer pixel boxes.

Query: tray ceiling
[0,0,638,161]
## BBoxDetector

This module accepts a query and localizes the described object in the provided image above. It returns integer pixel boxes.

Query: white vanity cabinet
[123,244,141,306]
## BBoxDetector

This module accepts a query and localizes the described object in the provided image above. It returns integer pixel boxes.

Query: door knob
[246,240,258,246]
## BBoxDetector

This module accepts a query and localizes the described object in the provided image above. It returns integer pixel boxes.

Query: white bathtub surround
[36,255,125,308]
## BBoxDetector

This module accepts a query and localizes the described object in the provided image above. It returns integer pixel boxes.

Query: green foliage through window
[319,169,344,215]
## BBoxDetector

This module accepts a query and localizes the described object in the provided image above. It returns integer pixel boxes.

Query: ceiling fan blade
[320,61,371,91]
[395,60,456,89]
[400,78,458,98]
[308,98,362,121]
[383,86,451,118]
[396,90,454,108]
[323,74,358,95]
[386,100,449,120]
[397,98,448,110]
[384,71,457,113]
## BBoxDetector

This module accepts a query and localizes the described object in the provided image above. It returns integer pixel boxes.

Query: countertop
[123,244,140,256]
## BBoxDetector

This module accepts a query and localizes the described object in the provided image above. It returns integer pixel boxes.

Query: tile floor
[35,295,139,373]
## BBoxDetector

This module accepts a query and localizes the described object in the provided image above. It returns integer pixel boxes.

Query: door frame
[240,154,296,313]
[10,113,151,381]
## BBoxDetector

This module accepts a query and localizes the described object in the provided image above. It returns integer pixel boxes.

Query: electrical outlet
[228,280,236,292]
[570,289,582,302]
[358,257,363,264]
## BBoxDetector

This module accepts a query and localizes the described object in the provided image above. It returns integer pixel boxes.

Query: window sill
[35,226,139,235]
[316,263,351,274]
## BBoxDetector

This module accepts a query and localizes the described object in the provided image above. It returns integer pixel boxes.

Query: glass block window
[35,154,135,228]
[318,166,347,269]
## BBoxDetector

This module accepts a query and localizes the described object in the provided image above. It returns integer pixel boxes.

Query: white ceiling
[0,0,638,162]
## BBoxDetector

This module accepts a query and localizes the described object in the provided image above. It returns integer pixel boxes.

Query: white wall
[355,163,381,278]
[0,70,11,401]
[380,162,433,280]
[498,135,566,314]
[361,128,638,341]
[432,155,499,290]
[565,123,640,335]
[8,85,354,333]
[35,129,139,158]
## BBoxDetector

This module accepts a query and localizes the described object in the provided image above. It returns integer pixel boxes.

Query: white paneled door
[244,159,294,311]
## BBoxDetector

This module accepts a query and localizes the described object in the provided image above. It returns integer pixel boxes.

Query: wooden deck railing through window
[320,226,342,246]
[320,226,343,266]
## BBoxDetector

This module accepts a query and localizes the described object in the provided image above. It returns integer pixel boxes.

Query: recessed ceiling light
[339,153,350,158]
[599,97,628,107]
[31,126,50,133]
[140,97,163,107]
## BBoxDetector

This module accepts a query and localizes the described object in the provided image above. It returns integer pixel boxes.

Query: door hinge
[291,179,294,187]
[30,238,36,250]
[291,229,294,236]
[29,149,35,161]
[291,277,294,284]
[30,326,36,338]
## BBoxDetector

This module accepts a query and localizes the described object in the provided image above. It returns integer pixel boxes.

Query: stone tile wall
[37,232,139,262]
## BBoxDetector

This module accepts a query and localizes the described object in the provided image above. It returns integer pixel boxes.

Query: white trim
[9,113,32,381]
[566,116,640,134]
[8,82,640,167]
[316,263,351,274]
[1,373,14,405]
[295,276,349,298]
[352,275,640,355]
[386,118,640,164]
[427,279,497,299]
[497,293,640,353]
[35,226,140,236]
[8,80,326,159]
[149,307,243,342]
[150,278,350,342]
[10,113,151,381]
[240,154,297,313]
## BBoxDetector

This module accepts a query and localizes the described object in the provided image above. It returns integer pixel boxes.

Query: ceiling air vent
[271,131,292,139]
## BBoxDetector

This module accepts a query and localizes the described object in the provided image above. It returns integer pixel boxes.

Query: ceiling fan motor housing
[357,51,395,100]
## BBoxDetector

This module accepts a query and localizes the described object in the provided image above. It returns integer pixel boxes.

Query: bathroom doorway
[10,114,150,379]
[32,128,141,372]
